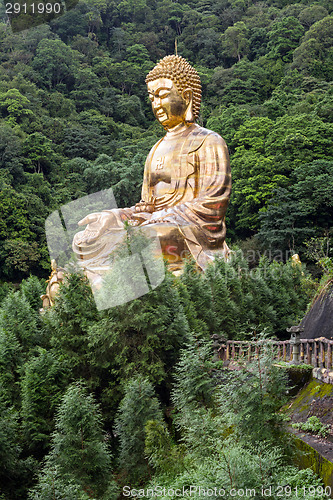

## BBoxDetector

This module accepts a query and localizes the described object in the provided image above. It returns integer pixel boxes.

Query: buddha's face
[147,78,188,130]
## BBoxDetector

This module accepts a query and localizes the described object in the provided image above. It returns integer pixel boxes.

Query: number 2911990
[6,3,62,14]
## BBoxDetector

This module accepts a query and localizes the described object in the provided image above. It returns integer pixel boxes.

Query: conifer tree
[30,381,115,499]
[181,251,314,340]
[261,258,311,334]
[206,255,244,338]
[170,334,221,458]
[0,327,22,405]
[217,334,289,445]
[0,291,39,352]
[20,275,45,312]
[47,273,98,380]
[115,375,164,483]
[0,386,36,500]
[174,273,210,338]
[87,243,189,417]
[180,259,215,334]
[144,419,185,478]
[243,261,276,332]
[28,465,93,500]
[145,333,325,497]
[0,389,21,496]
[0,282,14,304]
[172,333,215,410]
[21,348,69,457]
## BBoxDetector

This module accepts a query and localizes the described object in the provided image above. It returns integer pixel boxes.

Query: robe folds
[140,123,232,269]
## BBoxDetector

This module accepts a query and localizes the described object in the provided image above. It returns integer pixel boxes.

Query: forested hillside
[0,0,332,281]
[0,0,332,497]
[0,261,321,499]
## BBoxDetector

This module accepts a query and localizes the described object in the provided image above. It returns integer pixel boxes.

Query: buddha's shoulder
[187,124,227,146]
[189,123,214,136]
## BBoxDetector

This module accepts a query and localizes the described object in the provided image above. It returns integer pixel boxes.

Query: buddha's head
[145,55,201,130]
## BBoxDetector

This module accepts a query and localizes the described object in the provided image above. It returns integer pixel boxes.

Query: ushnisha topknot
[145,55,201,120]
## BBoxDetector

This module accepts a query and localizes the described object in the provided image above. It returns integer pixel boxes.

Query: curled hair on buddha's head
[145,55,201,121]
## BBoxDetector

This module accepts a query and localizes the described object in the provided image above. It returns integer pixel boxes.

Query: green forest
[0,0,332,497]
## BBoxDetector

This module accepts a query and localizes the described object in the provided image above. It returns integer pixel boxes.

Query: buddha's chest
[150,137,187,197]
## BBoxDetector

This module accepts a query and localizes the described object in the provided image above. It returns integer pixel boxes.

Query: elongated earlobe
[185,103,194,123]
[183,89,194,123]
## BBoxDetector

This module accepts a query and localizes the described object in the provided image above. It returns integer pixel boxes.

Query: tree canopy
[0,1,331,496]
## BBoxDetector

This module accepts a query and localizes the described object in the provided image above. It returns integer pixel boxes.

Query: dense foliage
[0,258,319,498]
[0,0,332,496]
[144,335,329,500]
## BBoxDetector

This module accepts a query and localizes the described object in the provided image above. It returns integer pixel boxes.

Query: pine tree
[31,381,115,499]
[20,275,45,312]
[144,419,185,478]
[47,273,98,380]
[0,389,21,496]
[206,254,244,338]
[180,259,216,335]
[28,465,93,500]
[172,333,216,410]
[243,260,276,333]
[0,290,39,352]
[87,265,189,419]
[0,282,14,305]
[174,275,210,338]
[21,348,69,457]
[216,333,289,445]
[170,333,221,459]
[115,375,164,483]
[0,386,37,500]
[261,258,311,334]
[0,327,22,405]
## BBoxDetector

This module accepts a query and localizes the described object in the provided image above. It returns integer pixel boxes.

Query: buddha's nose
[152,97,161,109]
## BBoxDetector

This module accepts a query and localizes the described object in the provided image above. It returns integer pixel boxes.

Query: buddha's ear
[182,88,194,123]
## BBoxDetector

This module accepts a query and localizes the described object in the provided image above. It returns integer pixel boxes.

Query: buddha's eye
[148,89,171,102]
[158,90,170,99]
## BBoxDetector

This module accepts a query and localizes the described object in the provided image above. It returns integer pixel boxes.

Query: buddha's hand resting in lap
[134,199,156,214]
[75,212,117,245]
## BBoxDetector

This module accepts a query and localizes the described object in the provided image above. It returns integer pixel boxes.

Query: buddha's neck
[165,122,193,137]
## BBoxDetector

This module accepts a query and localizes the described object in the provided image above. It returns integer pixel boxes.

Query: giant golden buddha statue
[72,55,231,277]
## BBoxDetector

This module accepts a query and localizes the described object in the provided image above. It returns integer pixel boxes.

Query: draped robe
[72,123,231,276]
